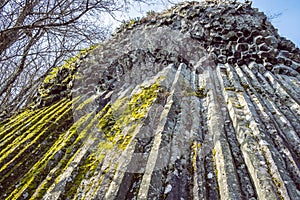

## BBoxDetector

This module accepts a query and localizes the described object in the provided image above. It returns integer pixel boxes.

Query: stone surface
[0,0,299,199]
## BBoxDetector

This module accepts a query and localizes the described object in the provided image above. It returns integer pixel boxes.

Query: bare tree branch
[0,0,159,116]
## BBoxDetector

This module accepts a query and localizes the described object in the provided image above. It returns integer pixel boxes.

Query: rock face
[0,1,300,199]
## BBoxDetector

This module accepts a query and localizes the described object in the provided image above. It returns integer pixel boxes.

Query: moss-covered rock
[1,1,300,199]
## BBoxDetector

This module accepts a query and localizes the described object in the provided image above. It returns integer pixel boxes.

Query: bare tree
[0,0,152,116]
[266,11,283,22]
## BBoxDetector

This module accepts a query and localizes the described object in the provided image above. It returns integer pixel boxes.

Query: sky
[251,0,300,47]
[108,0,300,47]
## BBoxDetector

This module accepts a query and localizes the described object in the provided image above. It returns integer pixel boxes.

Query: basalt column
[0,1,299,200]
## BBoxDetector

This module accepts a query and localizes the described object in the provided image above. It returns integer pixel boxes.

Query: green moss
[224,86,236,91]
[254,87,263,94]
[195,87,207,98]
[273,177,282,188]
[62,153,97,199]
[45,107,112,197]
[211,148,218,176]
[58,79,162,197]
[0,99,70,171]
[120,18,140,30]
[212,148,217,157]
[262,151,284,200]
[4,77,162,199]
[242,83,250,90]
[245,122,250,128]
[184,87,207,99]
[5,98,94,199]
[0,109,34,134]
[212,148,220,194]
[191,141,201,172]
[97,80,160,150]
[45,45,96,84]
[0,109,42,146]
[75,95,95,111]
[273,177,284,200]
[234,104,244,109]
[40,45,97,98]
[4,101,79,199]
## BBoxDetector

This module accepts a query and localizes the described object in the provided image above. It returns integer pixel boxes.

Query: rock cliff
[0,0,299,199]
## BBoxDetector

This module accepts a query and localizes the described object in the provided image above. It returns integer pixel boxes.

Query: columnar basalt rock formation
[0,1,300,199]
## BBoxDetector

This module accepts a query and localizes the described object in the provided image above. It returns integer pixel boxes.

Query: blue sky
[110,0,300,47]
[251,0,300,47]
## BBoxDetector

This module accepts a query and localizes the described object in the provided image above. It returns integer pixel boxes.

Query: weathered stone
[218,55,227,64]
[248,61,259,74]
[278,38,295,51]
[254,35,264,45]
[258,43,270,51]
[265,35,278,48]
[0,1,299,200]
[190,27,205,40]
[236,43,249,52]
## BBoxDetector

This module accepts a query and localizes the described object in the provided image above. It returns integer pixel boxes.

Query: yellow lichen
[8,109,93,199]
[4,76,162,199]
[0,99,71,170]
[97,80,160,150]
[191,141,201,172]
[75,95,96,111]
[40,45,97,99]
